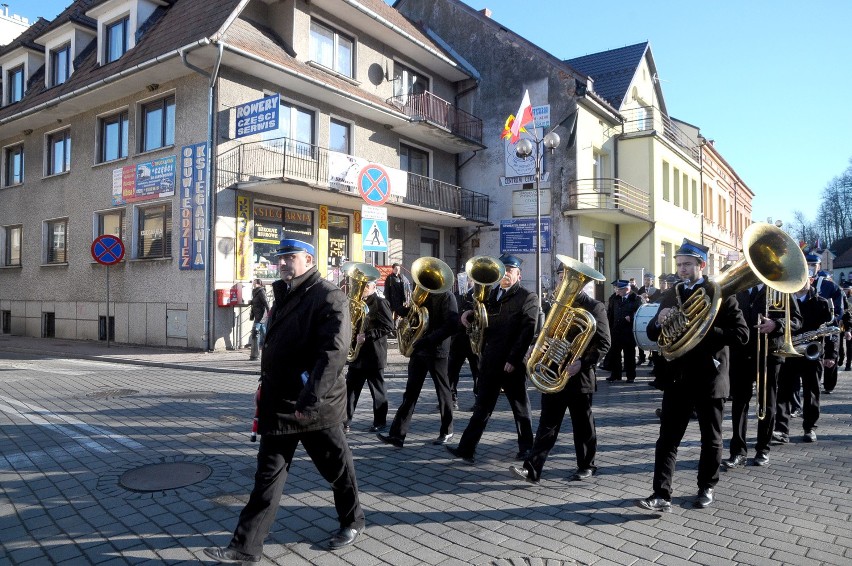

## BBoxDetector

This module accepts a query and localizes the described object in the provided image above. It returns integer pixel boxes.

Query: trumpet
[465,256,505,355]
[342,262,380,363]
[397,257,454,357]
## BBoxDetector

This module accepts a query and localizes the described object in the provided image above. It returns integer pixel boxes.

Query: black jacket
[732,284,802,362]
[608,292,642,344]
[647,280,749,399]
[384,273,406,315]
[562,292,610,394]
[249,286,269,321]
[259,267,351,434]
[480,282,539,375]
[400,291,459,359]
[794,287,835,359]
[350,292,394,370]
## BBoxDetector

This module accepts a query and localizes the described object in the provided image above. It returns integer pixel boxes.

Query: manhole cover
[119,462,211,492]
[87,389,138,399]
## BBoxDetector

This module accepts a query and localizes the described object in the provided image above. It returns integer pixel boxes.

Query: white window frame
[104,14,130,64]
[399,140,432,178]
[309,19,355,78]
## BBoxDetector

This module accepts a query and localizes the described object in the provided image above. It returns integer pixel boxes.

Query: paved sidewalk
[1,336,851,565]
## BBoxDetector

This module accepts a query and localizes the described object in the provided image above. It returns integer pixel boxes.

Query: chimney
[1,4,8,17]
[479,8,492,18]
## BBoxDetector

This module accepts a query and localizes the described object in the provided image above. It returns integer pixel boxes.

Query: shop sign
[235,94,279,138]
[178,143,207,270]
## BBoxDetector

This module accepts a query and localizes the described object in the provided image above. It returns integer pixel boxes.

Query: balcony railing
[388,90,483,145]
[620,106,700,162]
[217,136,489,223]
[566,178,650,220]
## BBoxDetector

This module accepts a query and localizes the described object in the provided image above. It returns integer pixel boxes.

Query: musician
[205,239,364,562]
[384,263,407,318]
[725,281,802,469]
[774,279,834,443]
[808,256,844,324]
[448,281,480,411]
[510,263,610,483]
[345,279,394,434]
[835,286,852,376]
[446,254,539,463]
[637,239,748,512]
[377,275,459,448]
[606,280,641,382]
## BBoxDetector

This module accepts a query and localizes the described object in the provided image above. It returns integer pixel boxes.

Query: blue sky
[17,0,852,228]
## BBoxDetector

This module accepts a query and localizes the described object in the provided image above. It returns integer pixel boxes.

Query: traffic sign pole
[91,235,125,348]
[106,265,110,348]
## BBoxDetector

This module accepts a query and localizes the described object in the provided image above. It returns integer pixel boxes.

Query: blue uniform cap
[614,279,630,289]
[275,238,315,257]
[804,253,820,263]
[674,238,709,263]
[499,254,523,269]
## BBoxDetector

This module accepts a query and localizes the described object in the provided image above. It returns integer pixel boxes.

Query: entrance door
[327,213,350,271]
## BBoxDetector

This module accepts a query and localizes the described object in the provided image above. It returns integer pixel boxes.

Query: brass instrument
[342,262,380,363]
[526,255,605,393]
[397,257,454,357]
[658,222,808,362]
[792,324,841,361]
[756,289,800,420]
[465,256,506,355]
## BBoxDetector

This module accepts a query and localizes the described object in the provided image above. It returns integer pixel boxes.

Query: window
[420,228,440,257]
[105,16,129,63]
[400,143,429,176]
[96,210,124,239]
[268,102,315,155]
[3,225,22,266]
[47,129,71,175]
[50,43,71,86]
[310,21,353,77]
[682,173,689,210]
[7,64,24,104]
[329,118,350,154]
[136,203,172,259]
[692,180,698,214]
[672,167,680,206]
[99,111,129,162]
[662,161,670,201]
[45,219,67,264]
[393,63,428,102]
[141,95,175,152]
[4,144,24,186]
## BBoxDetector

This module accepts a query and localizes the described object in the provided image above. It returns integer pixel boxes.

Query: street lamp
[515,131,560,309]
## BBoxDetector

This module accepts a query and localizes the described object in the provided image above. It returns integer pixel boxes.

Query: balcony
[387,90,485,152]
[564,178,651,224]
[620,106,700,162]
[217,136,489,224]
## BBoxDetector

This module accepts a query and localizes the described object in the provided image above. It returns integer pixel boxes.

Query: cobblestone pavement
[1,335,851,565]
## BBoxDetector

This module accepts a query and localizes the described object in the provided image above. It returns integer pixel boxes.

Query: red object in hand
[250,385,261,442]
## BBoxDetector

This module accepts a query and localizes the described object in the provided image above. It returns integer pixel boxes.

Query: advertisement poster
[112,155,176,205]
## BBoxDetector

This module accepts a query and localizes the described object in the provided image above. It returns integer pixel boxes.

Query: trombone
[756,288,800,420]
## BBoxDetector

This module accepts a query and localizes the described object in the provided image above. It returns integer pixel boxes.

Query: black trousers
[524,390,596,481]
[346,366,388,428]
[456,365,534,457]
[652,383,724,500]
[447,339,480,401]
[777,357,821,434]
[824,358,840,392]
[229,428,365,557]
[729,356,780,457]
[388,355,453,441]
[609,336,636,380]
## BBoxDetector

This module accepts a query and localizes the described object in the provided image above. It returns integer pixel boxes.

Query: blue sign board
[179,143,207,270]
[135,155,176,198]
[500,218,552,254]
[362,219,389,252]
[235,94,280,138]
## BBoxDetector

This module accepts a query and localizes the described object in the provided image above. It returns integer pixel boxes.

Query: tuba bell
[658,222,808,361]
[397,257,454,357]
[526,255,605,394]
[342,262,380,363]
[465,256,506,356]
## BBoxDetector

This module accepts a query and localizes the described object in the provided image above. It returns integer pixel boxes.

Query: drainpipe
[454,79,480,270]
[180,41,224,351]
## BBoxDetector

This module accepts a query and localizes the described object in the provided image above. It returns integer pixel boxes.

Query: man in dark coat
[384,263,407,318]
[377,282,459,447]
[637,239,748,512]
[446,254,539,463]
[248,278,269,358]
[205,239,365,563]
[606,279,641,382]
[510,263,610,483]
[725,282,801,469]
[448,284,480,411]
[345,278,394,433]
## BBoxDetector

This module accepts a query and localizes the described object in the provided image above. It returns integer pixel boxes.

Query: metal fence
[567,178,651,220]
[621,106,700,162]
[387,90,483,145]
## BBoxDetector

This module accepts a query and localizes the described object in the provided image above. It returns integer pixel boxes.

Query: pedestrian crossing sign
[362,219,388,251]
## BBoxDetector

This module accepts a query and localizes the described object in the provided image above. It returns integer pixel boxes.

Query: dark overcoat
[563,292,611,394]
[479,283,539,376]
[258,267,351,434]
[350,292,394,370]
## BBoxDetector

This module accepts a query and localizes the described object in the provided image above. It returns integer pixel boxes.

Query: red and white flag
[501,90,534,143]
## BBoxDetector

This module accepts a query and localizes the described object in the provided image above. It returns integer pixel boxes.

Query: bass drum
[633,303,661,352]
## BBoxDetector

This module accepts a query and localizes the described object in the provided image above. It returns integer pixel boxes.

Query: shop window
[136,203,172,259]
[99,111,129,162]
[251,204,314,279]
[45,219,67,264]
[50,43,71,86]
[141,95,175,152]
[47,129,71,175]
[310,20,353,78]
[327,213,350,270]
[4,144,23,186]
[105,16,129,63]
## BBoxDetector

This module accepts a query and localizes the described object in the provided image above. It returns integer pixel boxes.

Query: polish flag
[506,90,534,143]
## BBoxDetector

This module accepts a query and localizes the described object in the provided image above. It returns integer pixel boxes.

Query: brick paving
[0,334,851,565]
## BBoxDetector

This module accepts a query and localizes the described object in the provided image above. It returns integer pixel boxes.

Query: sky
[13,0,852,227]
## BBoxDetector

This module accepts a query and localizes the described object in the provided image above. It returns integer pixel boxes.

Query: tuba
[465,256,506,355]
[526,255,605,393]
[397,257,454,357]
[342,262,380,363]
[658,222,808,361]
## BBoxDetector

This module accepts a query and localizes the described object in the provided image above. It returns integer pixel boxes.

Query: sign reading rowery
[235,94,279,138]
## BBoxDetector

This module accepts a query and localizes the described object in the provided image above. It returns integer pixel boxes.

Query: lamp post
[515,131,561,309]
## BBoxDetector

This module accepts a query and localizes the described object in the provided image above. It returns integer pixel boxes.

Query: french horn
[342,262,380,363]
[397,257,454,357]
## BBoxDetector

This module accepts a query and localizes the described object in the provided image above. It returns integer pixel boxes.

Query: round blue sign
[91,235,125,265]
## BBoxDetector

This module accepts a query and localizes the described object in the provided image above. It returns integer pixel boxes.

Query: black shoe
[432,433,454,445]
[636,496,671,512]
[572,467,596,481]
[771,431,789,444]
[445,445,474,464]
[753,452,769,466]
[328,527,360,550]
[626,378,635,383]
[845,366,851,371]
[723,454,747,469]
[655,408,663,418]
[368,424,387,433]
[203,547,260,563]
[694,487,714,509]
[376,433,403,448]
[648,380,659,388]
[515,449,531,461]
[509,465,539,484]
[606,376,621,382]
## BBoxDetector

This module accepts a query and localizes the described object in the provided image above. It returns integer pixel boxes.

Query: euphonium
[465,256,505,355]
[342,262,380,363]
[397,257,454,357]
[658,222,809,361]
[526,255,605,394]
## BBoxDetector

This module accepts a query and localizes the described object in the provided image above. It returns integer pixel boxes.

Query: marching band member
[637,240,748,512]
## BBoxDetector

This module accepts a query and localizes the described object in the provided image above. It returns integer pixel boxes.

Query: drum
[633,303,661,352]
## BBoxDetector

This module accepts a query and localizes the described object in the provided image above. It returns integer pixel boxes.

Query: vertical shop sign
[236,195,251,280]
[179,143,207,270]
[319,205,329,229]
